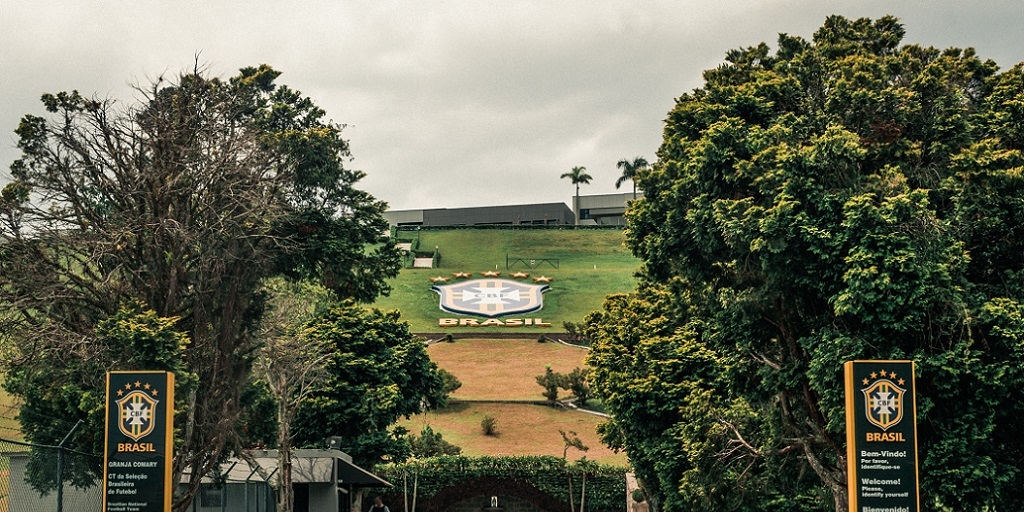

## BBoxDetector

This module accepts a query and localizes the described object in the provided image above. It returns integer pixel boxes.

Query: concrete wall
[384,210,426,226]
[189,482,335,512]
[577,192,640,210]
[308,482,337,511]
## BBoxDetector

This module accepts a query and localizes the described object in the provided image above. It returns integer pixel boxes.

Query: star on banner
[451,272,471,278]
[480,271,500,277]
[511,272,530,279]
[533,276,553,283]
[429,276,449,283]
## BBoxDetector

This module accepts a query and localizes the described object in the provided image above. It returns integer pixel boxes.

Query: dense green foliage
[376,456,626,512]
[0,66,400,510]
[291,302,446,467]
[6,304,194,491]
[586,16,1024,512]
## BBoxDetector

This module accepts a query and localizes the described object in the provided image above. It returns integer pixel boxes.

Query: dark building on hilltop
[384,202,575,227]
[383,193,641,228]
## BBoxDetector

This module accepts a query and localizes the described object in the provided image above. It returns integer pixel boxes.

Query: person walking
[369,496,390,512]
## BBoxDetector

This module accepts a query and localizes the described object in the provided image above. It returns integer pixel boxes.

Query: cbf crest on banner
[861,374,906,431]
[433,278,549,317]
[845,360,920,512]
[116,388,159,441]
[104,371,174,512]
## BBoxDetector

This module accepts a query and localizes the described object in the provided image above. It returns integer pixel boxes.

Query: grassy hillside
[428,338,589,401]
[400,403,624,465]
[374,229,641,332]
[401,338,626,464]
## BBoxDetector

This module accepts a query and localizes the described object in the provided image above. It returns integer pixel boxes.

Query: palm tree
[560,165,593,225]
[615,156,648,200]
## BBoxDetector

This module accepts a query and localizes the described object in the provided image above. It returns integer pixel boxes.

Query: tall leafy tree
[587,16,1024,512]
[290,302,446,467]
[252,279,334,512]
[0,65,401,511]
[615,156,648,200]
[561,165,593,224]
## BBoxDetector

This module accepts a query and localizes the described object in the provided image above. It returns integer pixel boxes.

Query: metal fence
[0,437,103,512]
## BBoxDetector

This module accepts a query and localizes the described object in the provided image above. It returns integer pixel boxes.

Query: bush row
[375,455,626,512]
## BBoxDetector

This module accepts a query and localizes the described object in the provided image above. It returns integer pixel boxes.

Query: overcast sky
[2,1,1022,211]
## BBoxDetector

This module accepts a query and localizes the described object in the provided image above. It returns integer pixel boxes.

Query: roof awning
[186,449,391,487]
[335,456,392,487]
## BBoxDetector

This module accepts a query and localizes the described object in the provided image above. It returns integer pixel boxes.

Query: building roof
[189,449,392,487]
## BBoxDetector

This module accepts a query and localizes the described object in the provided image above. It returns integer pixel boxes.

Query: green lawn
[373,229,641,332]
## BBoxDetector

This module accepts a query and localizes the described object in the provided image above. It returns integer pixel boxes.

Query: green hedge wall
[375,455,626,512]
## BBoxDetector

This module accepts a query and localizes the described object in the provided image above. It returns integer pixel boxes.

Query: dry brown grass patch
[428,338,588,401]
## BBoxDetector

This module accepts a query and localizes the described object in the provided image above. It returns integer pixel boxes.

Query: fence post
[55,420,83,512]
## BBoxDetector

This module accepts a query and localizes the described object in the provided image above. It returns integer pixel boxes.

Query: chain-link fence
[0,437,102,512]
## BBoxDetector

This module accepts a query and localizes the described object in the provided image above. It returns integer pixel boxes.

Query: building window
[579,209,591,220]
[199,483,224,508]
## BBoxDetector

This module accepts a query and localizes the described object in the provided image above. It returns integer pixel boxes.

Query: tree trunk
[574,187,580,226]
[579,470,586,512]
[833,486,849,512]
[411,469,419,512]
[568,473,575,512]
[278,397,294,512]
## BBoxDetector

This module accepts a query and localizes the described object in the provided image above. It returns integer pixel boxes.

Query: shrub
[564,367,591,406]
[409,425,462,457]
[481,415,498,436]
[562,321,582,343]
[535,365,562,404]
[559,429,589,459]
[438,368,462,399]
[632,489,646,503]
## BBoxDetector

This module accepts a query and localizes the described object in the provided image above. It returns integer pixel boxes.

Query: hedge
[375,455,626,512]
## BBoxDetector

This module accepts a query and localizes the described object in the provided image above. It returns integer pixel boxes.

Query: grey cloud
[3,1,1022,211]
